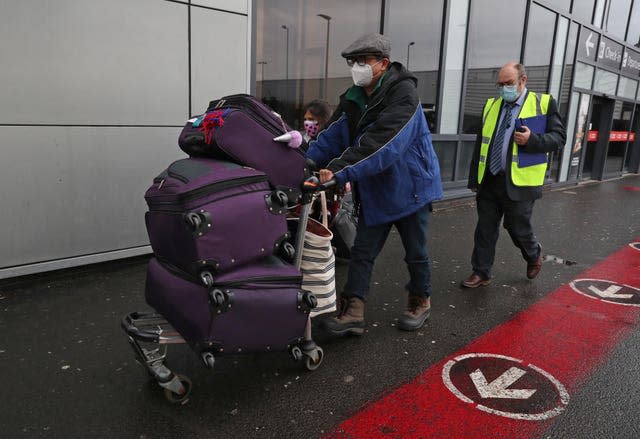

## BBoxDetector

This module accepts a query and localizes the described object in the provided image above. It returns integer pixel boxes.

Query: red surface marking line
[326,242,640,439]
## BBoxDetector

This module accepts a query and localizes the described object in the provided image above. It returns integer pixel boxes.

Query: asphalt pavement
[1,175,639,439]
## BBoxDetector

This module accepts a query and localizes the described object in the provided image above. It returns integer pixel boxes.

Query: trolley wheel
[304,347,324,371]
[163,374,192,404]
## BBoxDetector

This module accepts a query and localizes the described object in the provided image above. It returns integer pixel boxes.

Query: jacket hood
[379,62,417,91]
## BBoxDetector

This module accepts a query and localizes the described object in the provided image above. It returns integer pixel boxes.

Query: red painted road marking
[622,186,640,191]
[326,242,640,438]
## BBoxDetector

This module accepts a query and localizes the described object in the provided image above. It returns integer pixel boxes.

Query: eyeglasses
[346,56,380,67]
[495,76,523,88]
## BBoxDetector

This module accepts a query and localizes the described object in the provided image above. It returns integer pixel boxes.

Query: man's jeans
[343,204,432,301]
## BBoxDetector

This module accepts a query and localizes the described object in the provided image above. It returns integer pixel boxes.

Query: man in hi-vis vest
[462,62,566,288]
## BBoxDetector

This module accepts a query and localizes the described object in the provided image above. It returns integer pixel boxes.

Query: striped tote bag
[298,192,337,317]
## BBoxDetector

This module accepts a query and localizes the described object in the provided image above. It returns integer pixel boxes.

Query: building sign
[577,28,599,62]
[622,48,640,77]
[597,37,623,69]
[586,131,635,142]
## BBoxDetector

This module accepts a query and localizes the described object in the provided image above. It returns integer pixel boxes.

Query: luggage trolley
[121,177,335,404]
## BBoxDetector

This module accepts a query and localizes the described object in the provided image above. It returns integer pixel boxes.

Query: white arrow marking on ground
[586,32,595,57]
[588,284,633,299]
[470,367,537,399]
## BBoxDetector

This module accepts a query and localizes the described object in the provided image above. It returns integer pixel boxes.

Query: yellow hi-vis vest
[478,92,551,187]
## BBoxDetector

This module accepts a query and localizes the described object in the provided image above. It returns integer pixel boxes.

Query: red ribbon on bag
[200,110,225,144]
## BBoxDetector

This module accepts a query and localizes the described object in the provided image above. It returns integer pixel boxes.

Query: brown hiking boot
[398,295,431,331]
[321,296,365,336]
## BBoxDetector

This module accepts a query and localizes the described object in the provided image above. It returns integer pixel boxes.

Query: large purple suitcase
[145,158,291,276]
[178,94,307,189]
[144,257,313,353]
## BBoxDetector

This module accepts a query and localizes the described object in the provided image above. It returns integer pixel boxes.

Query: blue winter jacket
[305,62,443,226]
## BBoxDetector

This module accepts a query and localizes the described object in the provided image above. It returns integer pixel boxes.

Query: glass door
[624,104,640,173]
[581,96,614,180]
[605,101,634,176]
[581,97,603,180]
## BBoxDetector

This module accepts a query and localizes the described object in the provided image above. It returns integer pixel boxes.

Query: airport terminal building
[2,0,639,278]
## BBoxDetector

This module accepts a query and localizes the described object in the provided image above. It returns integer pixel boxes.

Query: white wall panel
[191,0,249,14]
[0,0,189,125]
[0,126,185,269]
[190,9,249,113]
[0,1,251,277]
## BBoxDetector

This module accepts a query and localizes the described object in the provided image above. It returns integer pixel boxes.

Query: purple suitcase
[178,94,307,189]
[145,257,314,353]
[144,158,291,276]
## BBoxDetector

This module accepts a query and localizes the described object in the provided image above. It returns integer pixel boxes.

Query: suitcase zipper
[148,186,270,213]
[154,174,267,205]
[157,258,301,287]
[211,97,288,137]
[213,275,303,288]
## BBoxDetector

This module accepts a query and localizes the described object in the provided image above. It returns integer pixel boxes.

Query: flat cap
[341,33,391,59]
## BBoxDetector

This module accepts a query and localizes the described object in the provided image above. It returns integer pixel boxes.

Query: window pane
[593,68,618,94]
[432,141,456,182]
[574,62,595,89]
[524,5,557,93]
[617,76,638,99]
[254,0,381,127]
[546,0,572,11]
[462,0,526,134]
[571,0,596,24]
[560,23,579,119]
[550,17,569,99]
[627,2,640,46]
[593,0,606,27]
[456,140,476,182]
[605,0,632,40]
[559,91,581,182]
[439,0,468,134]
[387,0,444,132]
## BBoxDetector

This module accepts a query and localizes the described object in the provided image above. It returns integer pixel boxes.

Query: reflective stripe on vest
[478,92,551,187]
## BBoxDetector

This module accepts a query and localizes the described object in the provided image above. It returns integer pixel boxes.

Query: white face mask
[351,60,382,87]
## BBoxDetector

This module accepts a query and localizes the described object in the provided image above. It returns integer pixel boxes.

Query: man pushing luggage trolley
[306,33,443,335]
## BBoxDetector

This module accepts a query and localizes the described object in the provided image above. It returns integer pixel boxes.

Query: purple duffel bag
[145,158,293,276]
[144,256,315,353]
[178,94,307,190]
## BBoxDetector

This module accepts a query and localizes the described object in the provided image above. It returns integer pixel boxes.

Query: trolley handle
[302,176,337,193]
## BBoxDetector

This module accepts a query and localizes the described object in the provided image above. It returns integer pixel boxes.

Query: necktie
[489,104,513,175]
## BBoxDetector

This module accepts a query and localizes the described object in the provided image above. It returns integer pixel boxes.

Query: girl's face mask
[304,120,319,138]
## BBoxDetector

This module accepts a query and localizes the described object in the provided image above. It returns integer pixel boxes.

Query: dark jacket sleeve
[522,97,566,153]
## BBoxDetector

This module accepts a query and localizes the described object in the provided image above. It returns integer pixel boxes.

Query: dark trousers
[343,204,432,300]
[472,173,540,279]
